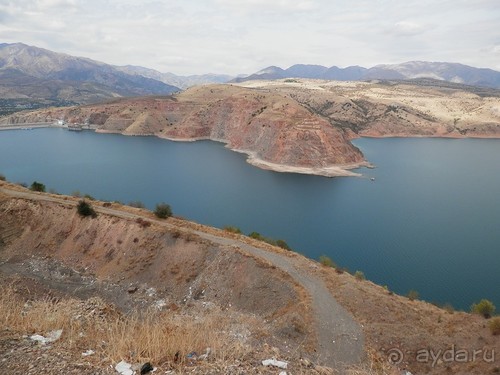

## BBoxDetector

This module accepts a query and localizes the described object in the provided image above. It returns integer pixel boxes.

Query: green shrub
[319,255,336,268]
[30,181,46,192]
[248,231,263,240]
[77,200,97,218]
[471,299,496,318]
[154,202,172,219]
[354,270,366,281]
[223,226,241,234]
[407,290,419,301]
[489,317,500,335]
[84,194,95,201]
[17,182,28,188]
[276,239,291,251]
[128,201,145,208]
[0,173,6,181]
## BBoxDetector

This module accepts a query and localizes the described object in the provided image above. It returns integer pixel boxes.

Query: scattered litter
[262,358,288,369]
[154,299,167,310]
[115,360,134,375]
[198,347,211,360]
[82,349,95,357]
[30,329,63,345]
[140,362,154,375]
[186,351,197,360]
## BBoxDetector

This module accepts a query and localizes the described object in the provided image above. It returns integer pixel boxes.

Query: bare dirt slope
[0,182,364,374]
[0,182,499,375]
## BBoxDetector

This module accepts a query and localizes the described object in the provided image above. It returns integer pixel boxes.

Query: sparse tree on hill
[77,200,97,218]
[154,202,172,219]
[30,181,45,192]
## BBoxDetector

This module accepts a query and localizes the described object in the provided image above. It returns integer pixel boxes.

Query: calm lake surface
[0,128,499,310]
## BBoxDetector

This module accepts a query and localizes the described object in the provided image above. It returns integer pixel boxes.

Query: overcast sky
[1,0,499,75]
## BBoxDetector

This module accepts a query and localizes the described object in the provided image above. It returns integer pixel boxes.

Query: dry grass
[0,284,250,366]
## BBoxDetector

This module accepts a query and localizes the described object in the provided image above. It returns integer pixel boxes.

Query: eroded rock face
[0,85,366,176]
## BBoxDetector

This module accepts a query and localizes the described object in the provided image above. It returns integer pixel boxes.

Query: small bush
[248,231,263,240]
[0,173,6,181]
[129,201,145,208]
[17,182,28,188]
[30,181,46,192]
[154,202,172,219]
[471,299,496,318]
[223,226,241,234]
[72,190,81,197]
[319,255,336,268]
[489,317,500,335]
[135,217,152,228]
[84,194,95,201]
[354,270,366,281]
[335,267,346,274]
[77,200,97,218]
[407,290,419,301]
[276,239,291,251]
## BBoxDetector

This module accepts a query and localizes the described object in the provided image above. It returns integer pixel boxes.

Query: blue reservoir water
[0,128,498,310]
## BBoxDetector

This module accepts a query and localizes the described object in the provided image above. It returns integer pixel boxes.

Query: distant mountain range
[1,42,500,114]
[233,62,500,89]
[115,65,233,90]
[0,43,180,107]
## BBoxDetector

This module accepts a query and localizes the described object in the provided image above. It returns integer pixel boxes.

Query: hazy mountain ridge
[0,43,180,106]
[116,65,233,89]
[234,61,500,89]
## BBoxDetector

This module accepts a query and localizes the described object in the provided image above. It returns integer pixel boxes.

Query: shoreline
[158,134,371,177]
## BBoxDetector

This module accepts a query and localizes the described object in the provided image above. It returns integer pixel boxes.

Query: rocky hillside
[2,80,500,176]
[0,84,367,177]
[237,79,500,139]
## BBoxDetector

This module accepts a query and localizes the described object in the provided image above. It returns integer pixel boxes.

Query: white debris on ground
[146,287,157,297]
[29,329,63,345]
[81,349,95,356]
[262,358,288,369]
[115,360,135,375]
[154,299,167,310]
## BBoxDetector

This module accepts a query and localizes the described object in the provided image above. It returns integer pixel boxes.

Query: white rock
[262,358,288,369]
[30,329,63,345]
[115,360,135,375]
[82,349,95,357]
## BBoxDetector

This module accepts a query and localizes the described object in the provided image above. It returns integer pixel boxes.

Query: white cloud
[0,0,499,75]
[393,21,426,36]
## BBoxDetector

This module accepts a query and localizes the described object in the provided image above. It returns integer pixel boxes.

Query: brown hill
[2,80,500,177]
[0,84,367,177]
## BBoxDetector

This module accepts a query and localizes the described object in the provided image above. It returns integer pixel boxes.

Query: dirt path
[0,185,365,372]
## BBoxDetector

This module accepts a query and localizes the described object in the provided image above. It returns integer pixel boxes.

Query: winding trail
[0,184,364,372]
